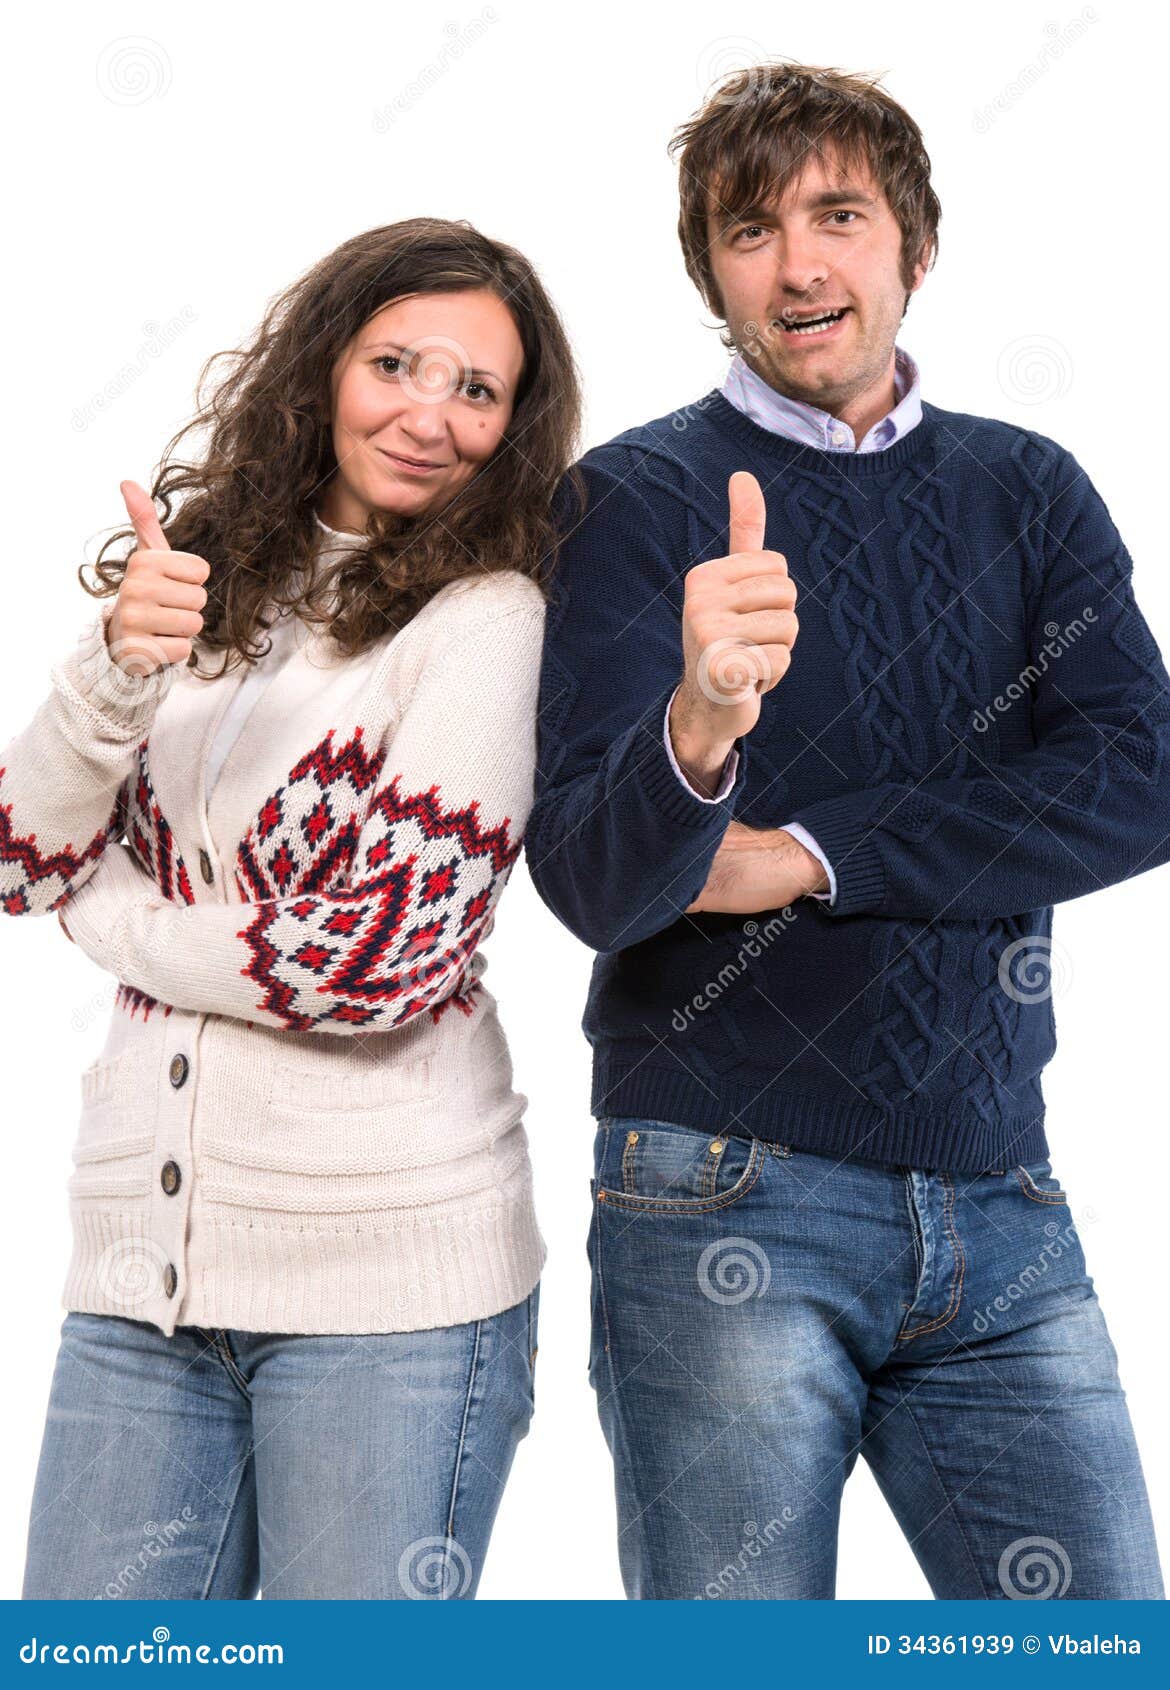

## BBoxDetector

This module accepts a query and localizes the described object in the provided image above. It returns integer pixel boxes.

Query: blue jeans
[589,1118,1163,1601]
[23,1289,538,1600]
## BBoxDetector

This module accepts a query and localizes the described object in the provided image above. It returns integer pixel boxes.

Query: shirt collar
[720,343,922,453]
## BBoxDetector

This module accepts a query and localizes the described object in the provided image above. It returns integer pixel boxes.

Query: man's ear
[908,236,934,296]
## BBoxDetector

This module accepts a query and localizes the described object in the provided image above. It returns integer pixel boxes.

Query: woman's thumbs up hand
[105,481,210,676]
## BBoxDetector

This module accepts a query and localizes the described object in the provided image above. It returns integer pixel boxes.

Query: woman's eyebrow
[364,339,507,389]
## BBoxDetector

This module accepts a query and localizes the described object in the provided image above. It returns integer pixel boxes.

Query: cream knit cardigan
[0,525,547,1335]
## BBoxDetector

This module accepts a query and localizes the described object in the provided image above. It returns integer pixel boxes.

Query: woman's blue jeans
[22,1288,538,1599]
[589,1118,1164,1601]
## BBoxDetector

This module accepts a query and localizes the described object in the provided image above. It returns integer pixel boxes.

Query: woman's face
[319,289,525,531]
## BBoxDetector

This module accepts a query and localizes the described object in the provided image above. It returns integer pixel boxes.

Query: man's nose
[773,234,831,295]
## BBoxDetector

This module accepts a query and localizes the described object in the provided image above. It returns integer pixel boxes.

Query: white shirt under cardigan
[203,514,335,797]
[664,346,923,903]
[0,523,547,1337]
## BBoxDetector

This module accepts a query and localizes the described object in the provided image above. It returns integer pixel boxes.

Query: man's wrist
[668,685,737,798]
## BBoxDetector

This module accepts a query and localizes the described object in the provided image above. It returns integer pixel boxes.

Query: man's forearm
[686,822,830,913]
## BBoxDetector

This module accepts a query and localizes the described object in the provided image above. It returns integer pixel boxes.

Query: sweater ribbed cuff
[62,843,155,971]
[789,792,887,917]
[638,683,747,826]
[52,600,180,738]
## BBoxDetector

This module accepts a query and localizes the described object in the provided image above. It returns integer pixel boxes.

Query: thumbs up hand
[105,481,211,676]
[669,471,799,794]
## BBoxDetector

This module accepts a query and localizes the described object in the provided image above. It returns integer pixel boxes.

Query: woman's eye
[464,379,497,403]
[374,355,402,375]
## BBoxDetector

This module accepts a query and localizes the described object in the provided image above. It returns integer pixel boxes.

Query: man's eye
[828,211,858,226]
[734,224,766,242]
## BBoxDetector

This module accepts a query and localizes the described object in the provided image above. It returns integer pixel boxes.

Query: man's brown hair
[669,61,941,322]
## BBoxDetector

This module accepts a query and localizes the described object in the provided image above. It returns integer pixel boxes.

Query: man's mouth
[778,307,849,337]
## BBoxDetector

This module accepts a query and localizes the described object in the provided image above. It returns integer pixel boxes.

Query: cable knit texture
[1,529,547,1335]
[527,392,1170,1173]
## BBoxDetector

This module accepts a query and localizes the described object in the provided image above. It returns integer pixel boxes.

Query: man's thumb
[728,470,766,554]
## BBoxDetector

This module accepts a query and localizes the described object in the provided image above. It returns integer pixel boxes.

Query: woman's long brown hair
[82,217,583,679]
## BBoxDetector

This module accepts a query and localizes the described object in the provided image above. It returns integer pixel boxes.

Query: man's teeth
[781,308,846,336]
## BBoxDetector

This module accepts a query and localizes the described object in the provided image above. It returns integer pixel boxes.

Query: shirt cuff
[782,821,837,904]
[662,685,740,803]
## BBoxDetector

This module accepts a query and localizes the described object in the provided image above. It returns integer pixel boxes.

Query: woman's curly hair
[82,217,583,679]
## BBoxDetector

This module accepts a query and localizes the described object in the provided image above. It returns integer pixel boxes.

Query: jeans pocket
[596,1117,764,1213]
[1015,1158,1069,1204]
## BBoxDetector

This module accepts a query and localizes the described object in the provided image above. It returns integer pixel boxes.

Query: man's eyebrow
[364,339,507,388]
[714,187,878,231]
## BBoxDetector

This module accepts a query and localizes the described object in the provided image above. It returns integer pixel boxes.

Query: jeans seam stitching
[199,1446,255,1600]
[885,1372,992,1597]
[442,1318,483,1597]
[897,1172,967,1342]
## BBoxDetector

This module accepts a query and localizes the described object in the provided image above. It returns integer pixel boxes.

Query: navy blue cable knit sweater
[526,389,1170,1172]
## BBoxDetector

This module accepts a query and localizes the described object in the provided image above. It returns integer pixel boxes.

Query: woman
[3,218,581,1599]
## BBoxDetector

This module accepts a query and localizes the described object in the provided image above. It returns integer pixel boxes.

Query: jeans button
[169,1054,189,1088]
[160,1159,181,1196]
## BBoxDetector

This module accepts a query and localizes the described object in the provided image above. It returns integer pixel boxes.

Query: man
[526,62,1168,1599]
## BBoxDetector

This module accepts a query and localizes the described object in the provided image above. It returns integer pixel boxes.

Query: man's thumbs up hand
[106,481,211,677]
[669,471,799,795]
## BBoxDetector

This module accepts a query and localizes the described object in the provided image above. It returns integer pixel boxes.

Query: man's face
[705,146,928,412]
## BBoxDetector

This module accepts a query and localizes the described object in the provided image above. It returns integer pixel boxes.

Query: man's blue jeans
[22,1289,538,1599]
[589,1117,1163,1600]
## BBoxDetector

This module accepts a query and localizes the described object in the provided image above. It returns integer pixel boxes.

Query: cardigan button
[160,1159,181,1196]
[163,1263,178,1298]
[199,849,214,885]
[169,1054,189,1088]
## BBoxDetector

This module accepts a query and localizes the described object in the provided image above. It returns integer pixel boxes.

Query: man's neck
[822,368,898,445]
[722,346,920,453]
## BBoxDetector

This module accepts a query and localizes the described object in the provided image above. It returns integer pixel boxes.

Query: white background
[1,0,1165,1600]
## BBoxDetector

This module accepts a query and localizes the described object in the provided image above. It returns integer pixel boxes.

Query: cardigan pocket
[265,1049,437,1114]
[69,1051,153,1201]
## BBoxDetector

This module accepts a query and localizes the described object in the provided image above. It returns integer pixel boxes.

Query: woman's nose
[398,402,447,444]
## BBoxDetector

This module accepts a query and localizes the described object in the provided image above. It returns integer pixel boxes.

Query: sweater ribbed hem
[593,1057,1048,1174]
[61,1187,546,1336]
